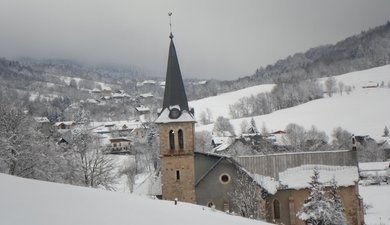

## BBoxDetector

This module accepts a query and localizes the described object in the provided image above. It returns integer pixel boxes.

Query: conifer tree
[327,178,347,225]
[297,169,332,225]
[384,126,389,137]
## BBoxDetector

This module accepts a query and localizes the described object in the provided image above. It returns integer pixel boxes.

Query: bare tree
[325,77,337,97]
[338,81,345,95]
[70,127,117,190]
[213,116,235,136]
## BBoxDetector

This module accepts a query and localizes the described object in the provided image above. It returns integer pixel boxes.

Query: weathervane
[168,12,174,39]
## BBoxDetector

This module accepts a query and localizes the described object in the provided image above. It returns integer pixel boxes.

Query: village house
[108,137,132,154]
[54,121,76,130]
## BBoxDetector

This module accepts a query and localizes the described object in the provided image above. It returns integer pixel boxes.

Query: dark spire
[162,37,189,111]
[162,13,189,112]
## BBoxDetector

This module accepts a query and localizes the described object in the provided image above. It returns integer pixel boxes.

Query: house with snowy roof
[54,121,76,130]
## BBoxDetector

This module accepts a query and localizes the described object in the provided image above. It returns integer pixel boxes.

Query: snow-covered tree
[213,116,235,136]
[195,131,212,153]
[228,170,261,219]
[327,178,347,225]
[297,169,332,225]
[332,127,352,150]
[325,77,337,97]
[282,123,306,150]
[249,118,259,133]
[384,126,389,137]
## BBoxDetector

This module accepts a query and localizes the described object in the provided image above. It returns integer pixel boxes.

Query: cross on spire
[168,12,174,39]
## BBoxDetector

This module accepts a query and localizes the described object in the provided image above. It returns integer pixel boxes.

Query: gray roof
[162,36,189,112]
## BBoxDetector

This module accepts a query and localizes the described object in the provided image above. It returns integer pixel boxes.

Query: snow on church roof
[155,108,196,124]
[278,164,359,190]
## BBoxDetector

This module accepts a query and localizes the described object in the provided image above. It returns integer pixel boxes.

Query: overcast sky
[1,0,390,80]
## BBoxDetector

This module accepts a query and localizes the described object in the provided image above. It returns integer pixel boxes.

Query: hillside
[194,65,390,140]
[230,22,390,89]
[0,173,268,225]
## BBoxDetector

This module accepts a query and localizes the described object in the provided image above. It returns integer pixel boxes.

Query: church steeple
[162,36,189,112]
[156,13,195,124]
[156,13,196,204]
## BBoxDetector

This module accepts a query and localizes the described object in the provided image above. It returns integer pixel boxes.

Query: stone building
[155,31,364,225]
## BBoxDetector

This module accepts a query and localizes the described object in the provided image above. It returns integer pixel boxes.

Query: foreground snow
[0,173,269,225]
[360,184,390,225]
[195,65,390,140]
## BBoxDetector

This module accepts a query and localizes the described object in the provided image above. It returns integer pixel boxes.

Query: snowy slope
[195,65,390,140]
[0,173,269,225]
[189,84,275,120]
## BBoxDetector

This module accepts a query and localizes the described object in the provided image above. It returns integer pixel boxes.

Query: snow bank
[0,173,270,225]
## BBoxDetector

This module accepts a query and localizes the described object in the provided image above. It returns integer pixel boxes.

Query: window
[176,170,181,180]
[219,173,230,184]
[169,130,175,150]
[178,129,184,150]
[273,199,281,219]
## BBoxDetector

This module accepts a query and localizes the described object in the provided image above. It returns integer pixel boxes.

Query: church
[155,30,364,225]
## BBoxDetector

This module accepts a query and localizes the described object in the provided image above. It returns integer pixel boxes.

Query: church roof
[162,35,189,112]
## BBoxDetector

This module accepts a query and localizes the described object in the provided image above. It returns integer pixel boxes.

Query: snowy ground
[0,173,388,225]
[194,65,390,140]
[0,173,269,225]
[360,184,390,225]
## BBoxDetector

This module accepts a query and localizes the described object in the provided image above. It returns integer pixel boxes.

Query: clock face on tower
[168,108,181,119]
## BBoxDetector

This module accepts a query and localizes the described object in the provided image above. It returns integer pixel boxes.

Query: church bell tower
[155,16,196,203]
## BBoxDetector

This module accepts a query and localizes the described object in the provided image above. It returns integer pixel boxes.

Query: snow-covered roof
[139,93,154,98]
[212,136,231,145]
[90,120,142,134]
[278,165,359,190]
[137,80,157,87]
[135,105,150,112]
[359,161,390,171]
[34,117,50,123]
[112,93,125,98]
[54,121,75,126]
[85,99,99,104]
[212,141,233,152]
[252,174,279,195]
[155,108,196,124]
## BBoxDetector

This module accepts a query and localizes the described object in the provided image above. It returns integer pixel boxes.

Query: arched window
[169,130,175,150]
[273,199,281,219]
[178,129,184,150]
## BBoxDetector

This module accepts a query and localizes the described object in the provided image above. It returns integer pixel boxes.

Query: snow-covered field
[194,65,390,140]
[0,173,388,225]
[0,173,269,225]
[360,184,390,225]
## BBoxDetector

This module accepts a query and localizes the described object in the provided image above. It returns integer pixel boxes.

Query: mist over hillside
[198,22,390,96]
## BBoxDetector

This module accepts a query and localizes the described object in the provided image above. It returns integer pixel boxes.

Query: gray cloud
[1,0,390,80]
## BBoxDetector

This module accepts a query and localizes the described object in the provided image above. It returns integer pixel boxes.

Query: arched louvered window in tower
[178,129,184,150]
[169,130,175,150]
